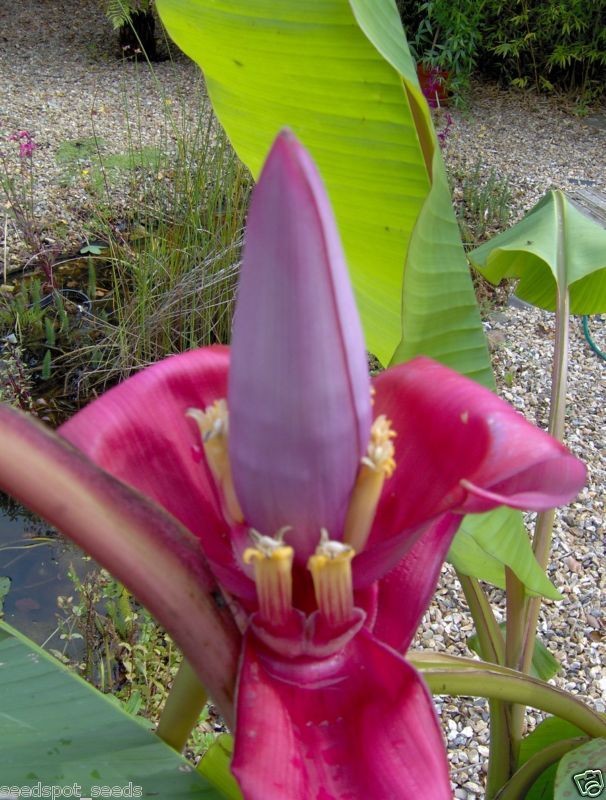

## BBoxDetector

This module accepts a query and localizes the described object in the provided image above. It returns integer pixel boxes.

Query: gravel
[442,82,606,224]
[424,85,606,797]
[0,0,204,271]
[1,3,604,796]
[424,305,605,796]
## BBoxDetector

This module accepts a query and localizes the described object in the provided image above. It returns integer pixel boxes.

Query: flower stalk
[457,572,511,798]
[416,662,606,739]
[514,191,572,754]
[156,659,208,752]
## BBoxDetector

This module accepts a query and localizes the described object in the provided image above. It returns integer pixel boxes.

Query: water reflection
[0,494,88,651]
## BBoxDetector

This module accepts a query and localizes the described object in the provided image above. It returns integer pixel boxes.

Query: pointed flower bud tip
[228,131,371,560]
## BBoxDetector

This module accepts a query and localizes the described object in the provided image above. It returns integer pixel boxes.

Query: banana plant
[470,190,606,314]
[153,0,562,687]
[468,189,606,792]
[0,133,593,799]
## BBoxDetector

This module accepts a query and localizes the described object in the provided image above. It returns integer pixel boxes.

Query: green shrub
[398,0,484,100]
[481,0,606,95]
[396,0,606,99]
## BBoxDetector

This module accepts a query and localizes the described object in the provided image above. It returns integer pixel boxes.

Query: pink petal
[60,346,253,599]
[370,515,461,653]
[233,630,451,800]
[228,130,371,562]
[0,405,240,726]
[353,513,461,592]
[367,357,585,555]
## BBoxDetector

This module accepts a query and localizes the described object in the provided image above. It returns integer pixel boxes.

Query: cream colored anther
[187,400,244,524]
[243,528,294,625]
[343,415,396,552]
[308,529,356,627]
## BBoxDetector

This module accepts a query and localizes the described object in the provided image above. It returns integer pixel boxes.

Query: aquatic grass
[53,565,222,760]
[2,57,250,406]
[77,119,249,390]
[2,46,251,404]
[62,71,251,392]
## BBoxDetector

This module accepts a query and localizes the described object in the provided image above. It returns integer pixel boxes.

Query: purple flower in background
[8,129,37,158]
[420,66,446,108]
[437,113,454,146]
[19,140,37,158]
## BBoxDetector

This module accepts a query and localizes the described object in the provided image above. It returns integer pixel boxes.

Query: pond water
[0,495,87,652]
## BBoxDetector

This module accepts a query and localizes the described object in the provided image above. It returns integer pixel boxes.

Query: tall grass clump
[459,160,512,247]
[79,96,251,392]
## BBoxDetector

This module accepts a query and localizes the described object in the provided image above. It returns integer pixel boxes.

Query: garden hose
[581,316,606,361]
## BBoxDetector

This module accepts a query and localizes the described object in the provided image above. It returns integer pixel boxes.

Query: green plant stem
[156,659,208,752]
[457,571,511,797]
[519,192,570,697]
[504,567,527,767]
[494,737,588,800]
[487,701,515,800]
[458,572,505,664]
[418,667,606,739]
[505,568,525,671]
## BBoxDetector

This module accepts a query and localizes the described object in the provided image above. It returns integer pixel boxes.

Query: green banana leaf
[448,506,562,600]
[520,717,586,765]
[198,735,243,800]
[0,621,226,798]
[469,189,606,314]
[555,738,606,800]
[155,0,493,384]
[519,717,587,800]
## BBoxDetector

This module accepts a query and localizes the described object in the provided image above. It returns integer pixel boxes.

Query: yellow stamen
[243,528,294,625]
[308,529,355,627]
[343,414,396,552]
[187,401,244,524]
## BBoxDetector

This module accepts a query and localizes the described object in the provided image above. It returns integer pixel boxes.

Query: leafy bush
[398,0,484,99]
[397,0,606,99]
[104,0,153,30]
[480,0,606,96]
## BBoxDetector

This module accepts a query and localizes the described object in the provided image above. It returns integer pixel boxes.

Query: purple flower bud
[228,131,371,562]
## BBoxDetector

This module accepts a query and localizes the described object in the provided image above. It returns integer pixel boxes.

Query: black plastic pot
[38,288,92,314]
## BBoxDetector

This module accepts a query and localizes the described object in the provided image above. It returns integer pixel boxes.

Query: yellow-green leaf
[449,506,562,600]
[155,0,493,383]
[198,734,243,800]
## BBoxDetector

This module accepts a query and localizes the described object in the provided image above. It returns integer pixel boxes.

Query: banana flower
[0,132,585,800]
